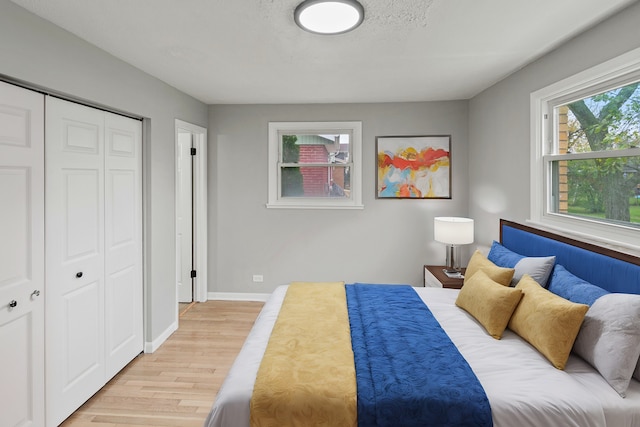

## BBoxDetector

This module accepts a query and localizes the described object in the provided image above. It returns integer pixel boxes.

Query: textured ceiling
[10,0,637,104]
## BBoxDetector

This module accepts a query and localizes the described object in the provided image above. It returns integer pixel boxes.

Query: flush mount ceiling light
[294,0,364,35]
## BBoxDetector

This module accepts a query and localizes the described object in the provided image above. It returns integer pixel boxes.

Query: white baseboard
[144,320,178,353]
[144,292,267,353]
[208,291,270,302]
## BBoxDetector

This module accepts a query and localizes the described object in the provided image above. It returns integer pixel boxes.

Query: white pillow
[572,293,640,397]
[511,256,556,287]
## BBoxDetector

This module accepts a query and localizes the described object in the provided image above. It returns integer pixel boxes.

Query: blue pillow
[547,265,609,306]
[488,241,556,287]
[487,241,523,268]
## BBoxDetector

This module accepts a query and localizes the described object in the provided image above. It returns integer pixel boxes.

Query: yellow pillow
[464,250,515,286]
[456,270,523,339]
[508,275,589,369]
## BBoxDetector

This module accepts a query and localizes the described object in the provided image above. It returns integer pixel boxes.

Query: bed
[205,219,640,427]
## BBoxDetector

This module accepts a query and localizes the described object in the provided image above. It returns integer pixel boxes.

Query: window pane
[281,166,351,198]
[550,156,640,226]
[555,81,640,154]
[282,134,350,164]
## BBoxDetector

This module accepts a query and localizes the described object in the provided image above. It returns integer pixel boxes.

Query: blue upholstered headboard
[499,219,640,295]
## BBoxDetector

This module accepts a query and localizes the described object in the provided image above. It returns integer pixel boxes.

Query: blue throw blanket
[346,284,493,427]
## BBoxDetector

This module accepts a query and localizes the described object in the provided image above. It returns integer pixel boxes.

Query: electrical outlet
[252,274,264,283]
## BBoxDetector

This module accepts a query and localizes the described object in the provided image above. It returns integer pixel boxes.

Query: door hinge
[190,270,197,278]
[190,147,196,155]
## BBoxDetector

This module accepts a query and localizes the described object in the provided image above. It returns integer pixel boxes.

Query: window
[267,121,363,209]
[531,47,640,248]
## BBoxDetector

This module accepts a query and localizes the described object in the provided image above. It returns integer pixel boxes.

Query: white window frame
[267,121,363,209]
[530,47,640,251]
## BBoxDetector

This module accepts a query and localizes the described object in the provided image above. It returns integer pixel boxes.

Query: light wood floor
[61,300,264,427]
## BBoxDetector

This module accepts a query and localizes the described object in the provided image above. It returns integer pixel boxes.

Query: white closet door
[104,112,142,378]
[0,82,45,427]
[45,97,106,427]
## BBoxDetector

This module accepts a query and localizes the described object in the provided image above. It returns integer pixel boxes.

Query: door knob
[76,272,83,278]
[31,290,41,298]
[9,300,17,308]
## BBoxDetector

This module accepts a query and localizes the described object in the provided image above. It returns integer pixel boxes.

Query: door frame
[174,120,208,310]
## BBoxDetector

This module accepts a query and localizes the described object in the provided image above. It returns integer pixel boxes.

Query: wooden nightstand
[423,265,466,289]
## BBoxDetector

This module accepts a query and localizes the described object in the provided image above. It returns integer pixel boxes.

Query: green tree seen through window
[281,135,303,197]
[566,81,640,222]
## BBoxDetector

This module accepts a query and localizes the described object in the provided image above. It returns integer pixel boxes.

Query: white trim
[144,320,178,353]
[529,88,547,226]
[530,47,640,249]
[527,214,640,253]
[175,119,208,322]
[267,121,364,209]
[193,127,208,303]
[266,201,365,210]
[208,292,271,302]
[531,48,640,111]
[544,148,640,162]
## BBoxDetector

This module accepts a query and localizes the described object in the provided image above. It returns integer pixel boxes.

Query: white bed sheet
[205,286,640,427]
[205,285,287,427]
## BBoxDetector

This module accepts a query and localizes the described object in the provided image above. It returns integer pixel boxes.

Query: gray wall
[6,0,638,323]
[0,1,209,343]
[208,102,469,293]
[468,2,640,247]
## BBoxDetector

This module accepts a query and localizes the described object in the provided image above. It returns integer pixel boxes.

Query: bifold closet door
[46,98,106,426]
[104,112,143,380]
[45,97,142,426]
[0,82,45,427]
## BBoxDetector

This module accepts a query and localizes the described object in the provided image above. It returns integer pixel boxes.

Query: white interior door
[177,131,193,303]
[175,120,207,308]
[46,97,106,427]
[0,81,45,427]
[104,112,143,379]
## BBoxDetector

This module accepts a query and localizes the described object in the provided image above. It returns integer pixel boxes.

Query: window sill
[266,203,364,210]
[527,215,640,255]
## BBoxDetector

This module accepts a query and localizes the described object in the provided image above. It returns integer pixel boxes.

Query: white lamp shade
[434,217,474,245]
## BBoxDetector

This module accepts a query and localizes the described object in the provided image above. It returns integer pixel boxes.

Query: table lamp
[434,217,474,277]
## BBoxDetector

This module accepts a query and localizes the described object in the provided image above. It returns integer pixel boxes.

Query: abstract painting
[376,135,451,199]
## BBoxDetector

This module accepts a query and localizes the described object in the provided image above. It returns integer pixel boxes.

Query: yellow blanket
[250,282,357,427]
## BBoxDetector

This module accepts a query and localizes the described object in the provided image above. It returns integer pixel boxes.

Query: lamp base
[442,269,464,279]
[444,244,461,271]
